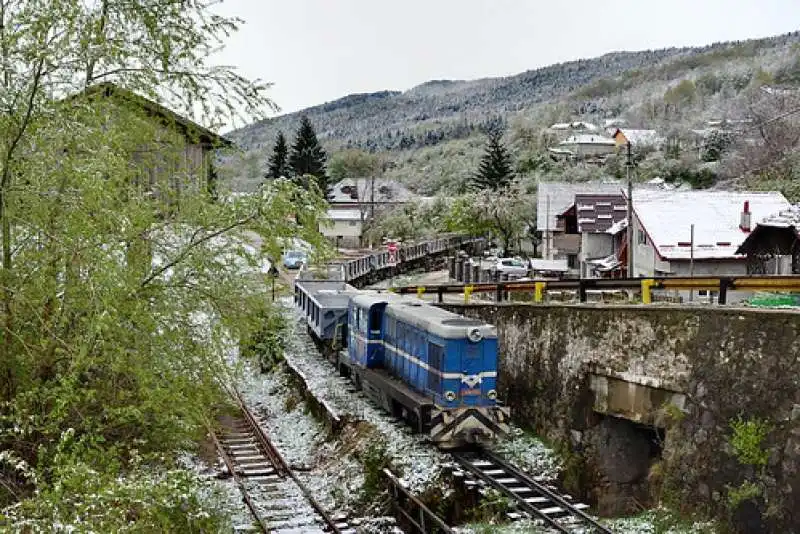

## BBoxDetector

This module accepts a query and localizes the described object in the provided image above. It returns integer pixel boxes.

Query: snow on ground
[226,299,432,529]
[176,452,257,530]
[601,509,718,533]
[273,296,449,495]
[488,425,563,483]
[454,520,555,534]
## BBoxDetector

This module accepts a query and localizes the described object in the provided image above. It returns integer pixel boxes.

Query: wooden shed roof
[67,82,233,148]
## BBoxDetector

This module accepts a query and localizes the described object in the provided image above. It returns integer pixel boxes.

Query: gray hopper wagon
[294,279,358,349]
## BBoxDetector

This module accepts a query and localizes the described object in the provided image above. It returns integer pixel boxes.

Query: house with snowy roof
[627,189,790,301]
[736,204,800,274]
[536,181,625,273]
[323,178,417,248]
[549,121,599,132]
[548,134,617,160]
[568,193,629,278]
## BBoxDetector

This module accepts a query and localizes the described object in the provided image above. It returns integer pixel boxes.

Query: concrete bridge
[441,302,800,532]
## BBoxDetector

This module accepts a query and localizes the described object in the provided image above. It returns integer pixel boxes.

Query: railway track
[451,448,612,533]
[212,390,354,533]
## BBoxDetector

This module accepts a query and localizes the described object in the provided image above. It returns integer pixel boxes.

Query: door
[459,339,484,405]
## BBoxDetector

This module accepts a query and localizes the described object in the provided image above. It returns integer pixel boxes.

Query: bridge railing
[339,234,485,282]
[389,276,800,306]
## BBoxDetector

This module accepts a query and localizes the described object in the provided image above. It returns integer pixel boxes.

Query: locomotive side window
[427,342,443,393]
[369,307,381,335]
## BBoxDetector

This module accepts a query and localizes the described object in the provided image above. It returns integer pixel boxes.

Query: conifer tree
[473,128,515,191]
[266,131,290,180]
[289,116,330,198]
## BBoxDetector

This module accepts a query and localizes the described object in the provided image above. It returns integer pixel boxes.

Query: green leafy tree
[328,148,382,183]
[266,131,290,180]
[443,179,535,256]
[0,0,328,529]
[473,128,515,190]
[289,115,330,198]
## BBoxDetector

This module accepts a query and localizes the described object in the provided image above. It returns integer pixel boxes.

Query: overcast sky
[213,0,800,118]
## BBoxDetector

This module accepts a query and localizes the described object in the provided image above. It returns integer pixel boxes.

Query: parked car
[282,250,308,269]
[494,258,529,278]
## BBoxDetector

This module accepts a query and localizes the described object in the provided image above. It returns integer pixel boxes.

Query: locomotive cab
[348,293,397,368]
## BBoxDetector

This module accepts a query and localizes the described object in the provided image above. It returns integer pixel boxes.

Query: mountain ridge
[224,31,800,194]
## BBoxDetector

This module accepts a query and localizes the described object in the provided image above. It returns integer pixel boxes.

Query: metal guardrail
[389,275,800,305]
[383,468,453,533]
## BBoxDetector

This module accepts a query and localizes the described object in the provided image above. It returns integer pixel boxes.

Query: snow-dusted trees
[443,179,535,256]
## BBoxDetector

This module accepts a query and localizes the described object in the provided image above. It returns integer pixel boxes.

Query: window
[637,229,648,245]
[348,221,357,226]
[567,254,577,268]
[369,308,381,334]
[427,342,444,392]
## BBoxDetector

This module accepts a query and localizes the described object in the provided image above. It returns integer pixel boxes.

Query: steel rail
[233,389,344,534]
[481,448,613,534]
[452,450,613,533]
[383,468,454,533]
[208,427,269,533]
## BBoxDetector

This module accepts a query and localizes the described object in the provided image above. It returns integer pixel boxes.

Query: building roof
[550,121,598,131]
[330,178,414,204]
[631,190,790,260]
[574,194,627,233]
[537,182,625,231]
[736,204,800,255]
[325,209,363,221]
[612,129,662,147]
[559,134,616,147]
[73,82,232,148]
[754,204,800,229]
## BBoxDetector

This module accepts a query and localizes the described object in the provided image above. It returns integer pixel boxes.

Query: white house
[320,209,363,248]
[627,189,790,301]
[323,178,417,249]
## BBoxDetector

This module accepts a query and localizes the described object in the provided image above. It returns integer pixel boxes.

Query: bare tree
[722,87,800,181]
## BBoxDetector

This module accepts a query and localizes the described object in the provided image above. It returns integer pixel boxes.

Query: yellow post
[417,286,426,299]
[641,279,655,304]
[464,285,474,304]
[534,281,546,303]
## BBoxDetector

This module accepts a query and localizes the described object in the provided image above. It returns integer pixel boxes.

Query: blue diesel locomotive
[347,293,509,447]
[294,277,509,448]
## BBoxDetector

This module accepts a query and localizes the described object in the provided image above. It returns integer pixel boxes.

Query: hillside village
[290,74,800,302]
[224,31,800,308]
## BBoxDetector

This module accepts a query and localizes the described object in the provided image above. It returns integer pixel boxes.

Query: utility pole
[545,195,550,259]
[626,141,634,278]
[370,176,375,222]
[689,224,695,302]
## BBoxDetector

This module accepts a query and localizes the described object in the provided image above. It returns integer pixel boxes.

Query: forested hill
[225,31,800,193]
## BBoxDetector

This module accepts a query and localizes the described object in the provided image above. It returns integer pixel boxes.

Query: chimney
[740,200,751,232]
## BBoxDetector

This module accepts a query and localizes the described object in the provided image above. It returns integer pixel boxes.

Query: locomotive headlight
[467,328,483,343]
[444,391,456,402]
[486,389,497,400]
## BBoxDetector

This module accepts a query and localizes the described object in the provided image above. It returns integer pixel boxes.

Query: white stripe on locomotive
[351,332,497,383]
